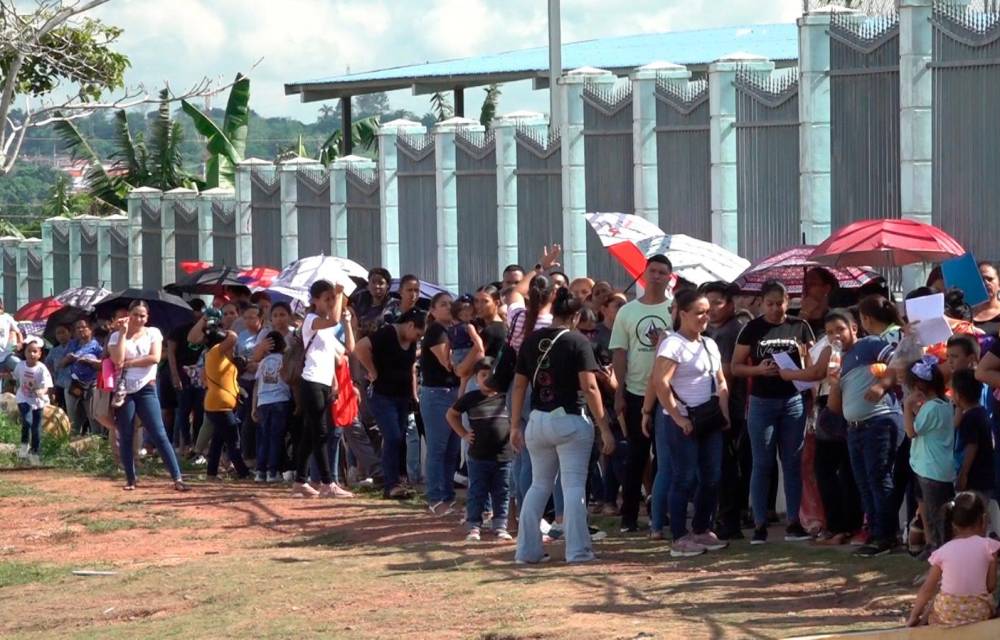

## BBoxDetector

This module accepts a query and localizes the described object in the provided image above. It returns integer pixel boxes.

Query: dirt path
[0,470,922,639]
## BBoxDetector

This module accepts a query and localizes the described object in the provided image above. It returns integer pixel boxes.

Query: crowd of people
[3,246,1000,627]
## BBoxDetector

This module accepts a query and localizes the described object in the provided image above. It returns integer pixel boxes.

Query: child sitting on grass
[446,358,513,542]
[15,337,52,466]
[908,492,999,627]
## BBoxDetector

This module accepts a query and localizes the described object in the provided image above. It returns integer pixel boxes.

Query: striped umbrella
[734,245,880,295]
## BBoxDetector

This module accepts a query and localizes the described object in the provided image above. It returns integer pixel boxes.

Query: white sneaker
[254,471,266,483]
[466,528,481,542]
[292,482,320,498]
[192,455,207,466]
[139,448,148,458]
[282,471,296,482]
[266,472,280,483]
[28,453,40,466]
[17,443,28,459]
[330,483,354,498]
[359,477,375,487]
[453,472,468,487]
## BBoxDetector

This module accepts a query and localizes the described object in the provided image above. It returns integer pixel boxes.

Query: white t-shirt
[14,361,52,409]
[255,353,291,406]
[300,313,341,386]
[107,327,162,393]
[0,313,18,359]
[656,333,722,417]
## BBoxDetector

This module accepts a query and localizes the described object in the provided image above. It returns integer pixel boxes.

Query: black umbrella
[94,288,194,334]
[43,305,94,344]
[168,266,250,295]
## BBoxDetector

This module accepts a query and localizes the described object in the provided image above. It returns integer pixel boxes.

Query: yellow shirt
[203,345,239,412]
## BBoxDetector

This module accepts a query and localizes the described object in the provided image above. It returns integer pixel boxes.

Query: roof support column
[454,88,464,118]
[341,96,352,156]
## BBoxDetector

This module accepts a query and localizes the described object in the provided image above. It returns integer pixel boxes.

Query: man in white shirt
[0,297,23,377]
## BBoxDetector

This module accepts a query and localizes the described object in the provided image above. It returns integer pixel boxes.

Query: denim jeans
[650,410,673,533]
[116,384,183,485]
[601,421,630,505]
[847,415,901,542]
[336,416,383,481]
[206,410,250,478]
[369,392,410,492]
[405,412,422,483]
[237,379,256,460]
[420,386,460,504]
[515,410,595,564]
[466,458,512,531]
[173,383,205,448]
[255,401,289,475]
[18,402,41,454]
[917,475,955,550]
[747,394,806,526]
[664,413,723,540]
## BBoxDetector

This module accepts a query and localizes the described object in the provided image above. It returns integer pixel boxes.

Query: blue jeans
[650,411,674,533]
[420,386,460,504]
[467,458,512,531]
[747,394,805,526]
[516,410,595,564]
[405,412,422,483]
[116,384,183,485]
[18,403,41,454]
[664,414,723,540]
[256,401,289,475]
[206,410,250,478]
[369,392,410,492]
[173,384,204,448]
[0,352,21,373]
[847,414,901,542]
[601,422,630,505]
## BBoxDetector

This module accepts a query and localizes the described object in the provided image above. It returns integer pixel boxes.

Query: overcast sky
[90,0,803,122]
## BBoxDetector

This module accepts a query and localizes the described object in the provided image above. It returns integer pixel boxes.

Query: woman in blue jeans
[355,308,426,499]
[510,285,615,564]
[108,301,189,492]
[644,289,730,556]
[732,280,815,544]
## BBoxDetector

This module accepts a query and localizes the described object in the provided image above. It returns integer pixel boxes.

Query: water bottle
[828,338,843,373]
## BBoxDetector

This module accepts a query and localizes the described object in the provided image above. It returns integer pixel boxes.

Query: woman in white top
[291,279,344,498]
[108,300,188,492]
[644,289,729,558]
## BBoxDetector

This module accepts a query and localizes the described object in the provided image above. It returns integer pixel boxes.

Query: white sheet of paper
[904,293,953,346]
[770,351,815,393]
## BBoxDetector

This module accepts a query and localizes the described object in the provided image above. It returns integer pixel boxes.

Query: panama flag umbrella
[14,296,63,323]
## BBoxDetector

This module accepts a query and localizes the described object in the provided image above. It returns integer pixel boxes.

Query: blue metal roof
[286,23,799,101]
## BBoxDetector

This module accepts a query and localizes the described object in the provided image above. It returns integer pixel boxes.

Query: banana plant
[479,84,501,129]
[181,73,250,189]
[318,116,380,167]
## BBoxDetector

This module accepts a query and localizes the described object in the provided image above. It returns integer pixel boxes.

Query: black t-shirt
[736,316,815,399]
[420,322,459,388]
[480,321,506,360]
[974,313,1000,338]
[451,390,513,462]
[350,289,398,339]
[371,324,415,398]
[957,405,995,491]
[706,315,748,410]
[169,323,203,367]
[516,327,599,414]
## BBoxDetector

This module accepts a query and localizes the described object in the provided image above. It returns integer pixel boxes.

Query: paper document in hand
[904,293,953,346]
[770,352,815,393]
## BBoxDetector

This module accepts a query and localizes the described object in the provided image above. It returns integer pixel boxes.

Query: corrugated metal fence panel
[109,225,129,290]
[932,5,1000,261]
[27,248,42,301]
[735,69,802,262]
[456,130,499,293]
[296,170,332,259]
[140,201,163,289]
[396,134,438,282]
[829,12,901,229]
[2,249,16,309]
[655,79,712,240]
[583,83,635,287]
[515,129,562,270]
[80,224,99,286]
[172,200,200,283]
[250,167,282,268]
[212,201,238,267]
[51,227,70,293]
[346,167,381,270]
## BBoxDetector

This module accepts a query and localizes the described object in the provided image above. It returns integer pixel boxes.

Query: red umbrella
[14,296,63,322]
[734,245,880,296]
[179,260,213,275]
[809,218,964,268]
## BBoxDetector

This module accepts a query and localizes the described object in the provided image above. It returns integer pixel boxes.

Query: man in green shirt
[610,255,673,532]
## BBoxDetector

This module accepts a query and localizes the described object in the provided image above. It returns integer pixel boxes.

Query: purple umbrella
[733,245,880,296]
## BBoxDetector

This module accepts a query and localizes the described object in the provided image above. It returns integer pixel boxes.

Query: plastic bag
[888,332,924,374]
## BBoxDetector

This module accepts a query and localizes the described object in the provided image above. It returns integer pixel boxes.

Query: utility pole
[548,0,562,132]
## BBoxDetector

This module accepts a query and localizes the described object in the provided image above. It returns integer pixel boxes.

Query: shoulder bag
[489,311,523,390]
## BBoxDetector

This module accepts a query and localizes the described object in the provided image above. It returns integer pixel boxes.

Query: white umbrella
[635,235,750,285]
[268,255,365,303]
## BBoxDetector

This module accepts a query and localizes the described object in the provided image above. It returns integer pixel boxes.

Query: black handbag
[673,339,728,439]
[489,312,522,390]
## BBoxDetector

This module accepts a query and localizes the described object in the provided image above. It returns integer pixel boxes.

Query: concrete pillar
[278,156,325,265]
[0,237,20,308]
[632,62,688,226]
[198,187,235,266]
[492,110,548,273]
[97,214,127,287]
[234,158,272,268]
[434,116,479,294]
[376,119,424,275]
[709,53,774,253]
[16,238,40,304]
[561,66,614,277]
[41,217,68,295]
[161,187,199,284]
[126,187,162,288]
[331,155,377,259]
[799,8,854,244]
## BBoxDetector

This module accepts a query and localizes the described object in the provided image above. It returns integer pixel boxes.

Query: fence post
[709,53,774,254]
[41,218,61,295]
[0,238,20,308]
[632,62,686,227]
[234,158,271,269]
[377,119,423,276]
[332,155,377,260]
[16,239,39,306]
[434,116,478,294]
[561,67,614,277]
[127,187,162,288]
[96,214,123,287]
[279,156,325,264]
[161,187,199,285]
[493,111,548,274]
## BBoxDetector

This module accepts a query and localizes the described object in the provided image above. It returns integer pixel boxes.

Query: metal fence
[212,200,238,268]
[250,166,282,268]
[80,220,99,286]
[515,127,562,270]
[396,134,438,282]
[829,11,901,228]
[456,129,498,293]
[296,169,332,259]
[931,3,1000,261]
[51,224,70,294]
[655,77,712,240]
[140,200,163,289]
[26,246,42,301]
[171,200,200,283]
[108,224,129,290]
[345,165,381,271]
[735,68,802,262]
[2,247,16,309]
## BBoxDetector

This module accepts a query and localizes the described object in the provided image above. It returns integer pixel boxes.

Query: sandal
[123,484,136,491]
[173,480,191,492]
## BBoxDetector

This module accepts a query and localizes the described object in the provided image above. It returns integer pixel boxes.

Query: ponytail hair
[552,286,583,320]
[524,274,557,336]
[858,294,902,327]
[942,491,986,543]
